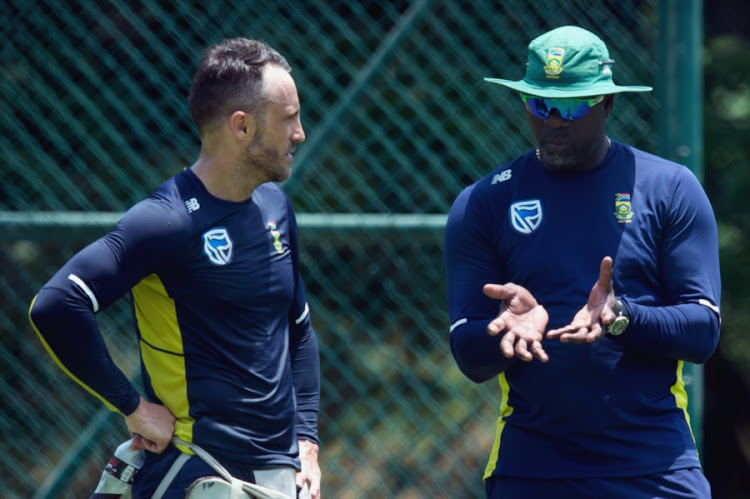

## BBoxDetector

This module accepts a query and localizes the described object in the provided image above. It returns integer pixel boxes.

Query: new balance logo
[492,170,512,184]
[185,198,200,213]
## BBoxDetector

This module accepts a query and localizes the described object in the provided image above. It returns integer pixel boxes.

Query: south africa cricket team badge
[614,193,634,222]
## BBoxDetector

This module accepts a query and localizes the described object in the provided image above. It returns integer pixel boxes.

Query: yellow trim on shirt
[671,360,698,449]
[132,274,194,443]
[484,372,513,480]
[28,294,121,413]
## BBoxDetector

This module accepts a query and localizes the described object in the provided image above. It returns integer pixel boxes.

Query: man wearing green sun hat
[484,26,654,98]
[444,26,720,498]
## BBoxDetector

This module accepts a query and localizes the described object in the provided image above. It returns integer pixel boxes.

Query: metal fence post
[656,0,705,457]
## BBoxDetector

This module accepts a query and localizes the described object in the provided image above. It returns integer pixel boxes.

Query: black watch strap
[616,299,629,319]
[607,299,630,336]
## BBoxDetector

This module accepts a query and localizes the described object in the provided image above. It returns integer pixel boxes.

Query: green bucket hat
[485,26,652,98]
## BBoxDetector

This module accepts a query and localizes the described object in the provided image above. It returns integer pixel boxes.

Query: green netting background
[2,1,658,497]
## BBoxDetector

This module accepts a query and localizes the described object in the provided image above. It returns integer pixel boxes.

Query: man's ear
[228,111,257,140]
[603,94,615,118]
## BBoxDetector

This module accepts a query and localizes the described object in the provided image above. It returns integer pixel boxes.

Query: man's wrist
[617,298,630,319]
[607,298,630,335]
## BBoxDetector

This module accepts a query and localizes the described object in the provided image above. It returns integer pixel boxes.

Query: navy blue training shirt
[30,169,320,470]
[444,140,721,479]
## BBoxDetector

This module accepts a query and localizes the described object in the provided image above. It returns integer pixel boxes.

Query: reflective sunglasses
[521,94,605,121]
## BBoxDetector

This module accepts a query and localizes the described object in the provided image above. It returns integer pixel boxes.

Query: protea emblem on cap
[484,26,653,98]
[544,47,565,78]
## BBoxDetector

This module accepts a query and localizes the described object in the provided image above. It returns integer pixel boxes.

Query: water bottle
[89,438,145,498]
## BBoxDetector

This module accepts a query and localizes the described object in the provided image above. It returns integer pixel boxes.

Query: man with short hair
[30,37,321,498]
[444,26,720,498]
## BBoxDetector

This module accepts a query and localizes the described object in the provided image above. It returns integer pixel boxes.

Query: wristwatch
[607,299,629,336]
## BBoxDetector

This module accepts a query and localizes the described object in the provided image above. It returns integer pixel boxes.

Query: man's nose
[544,107,570,126]
[293,120,306,143]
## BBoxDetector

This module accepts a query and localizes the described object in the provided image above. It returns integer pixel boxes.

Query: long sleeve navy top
[30,169,320,471]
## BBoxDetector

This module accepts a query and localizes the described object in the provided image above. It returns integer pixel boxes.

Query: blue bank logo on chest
[202,227,233,265]
[509,199,543,234]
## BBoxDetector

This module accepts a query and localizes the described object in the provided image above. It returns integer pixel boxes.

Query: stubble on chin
[243,143,289,184]
[538,148,578,171]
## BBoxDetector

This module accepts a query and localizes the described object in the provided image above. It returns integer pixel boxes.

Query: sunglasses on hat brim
[521,94,605,121]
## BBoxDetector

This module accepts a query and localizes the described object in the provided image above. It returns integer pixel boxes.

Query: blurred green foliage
[703,34,750,369]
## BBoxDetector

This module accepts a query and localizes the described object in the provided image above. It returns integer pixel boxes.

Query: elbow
[460,365,496,384]
[29,287,73,336]
[454,354,491,384]
[691,320,721,365]
[450,335,500,384]
[682,313,721,364]
[29,291,52,329]
[686,348,715,366]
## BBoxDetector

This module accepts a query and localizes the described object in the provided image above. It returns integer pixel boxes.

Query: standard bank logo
[203,228,233,265]
[510,200,542,234]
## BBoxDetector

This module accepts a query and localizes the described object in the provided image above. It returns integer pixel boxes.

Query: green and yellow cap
[485,26,652,98]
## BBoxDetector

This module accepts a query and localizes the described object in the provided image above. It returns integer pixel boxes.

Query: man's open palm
[483,283,550,362]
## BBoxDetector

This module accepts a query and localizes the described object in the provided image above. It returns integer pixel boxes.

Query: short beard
[538,138,600,172]
[538,147,578,171]
[244,141,286,183]
[241,122,289,184]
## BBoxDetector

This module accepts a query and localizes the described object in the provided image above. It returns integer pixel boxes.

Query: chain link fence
[2,1,658,497]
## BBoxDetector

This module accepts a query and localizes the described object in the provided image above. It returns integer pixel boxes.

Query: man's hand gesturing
[483,283,550,362]
[547,256,616,343]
